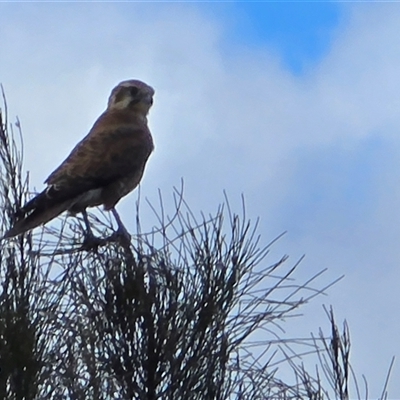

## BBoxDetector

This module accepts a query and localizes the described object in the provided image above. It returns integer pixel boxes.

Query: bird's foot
[79,232,104,251]
[110,227,131,247]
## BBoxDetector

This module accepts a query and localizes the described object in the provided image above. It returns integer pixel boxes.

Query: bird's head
[107,79,155,115]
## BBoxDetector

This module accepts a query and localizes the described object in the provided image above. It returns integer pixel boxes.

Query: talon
[80,233,102,251]
[117,228,131,246]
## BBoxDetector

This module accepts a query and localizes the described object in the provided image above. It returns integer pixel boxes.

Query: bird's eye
[130,87,139,97]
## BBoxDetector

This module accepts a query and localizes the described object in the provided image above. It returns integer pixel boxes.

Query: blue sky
[1,2,399,397]
[210,2,343,73]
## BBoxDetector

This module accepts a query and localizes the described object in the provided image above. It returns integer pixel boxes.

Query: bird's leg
[81,210,94,237]
[80,210,102,249]
[111,208,131,244]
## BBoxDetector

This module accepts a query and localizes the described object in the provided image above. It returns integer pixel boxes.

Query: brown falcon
[4,79,154,239]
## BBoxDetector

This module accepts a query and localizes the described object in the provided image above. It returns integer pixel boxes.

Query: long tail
[3,191,74,239]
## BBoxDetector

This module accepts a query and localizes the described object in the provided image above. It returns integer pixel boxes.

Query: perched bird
[4,79,155,239]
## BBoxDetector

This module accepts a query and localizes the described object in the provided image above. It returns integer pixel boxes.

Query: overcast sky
[1,2,400,397]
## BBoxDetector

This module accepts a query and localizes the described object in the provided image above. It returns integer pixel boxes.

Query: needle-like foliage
[0,92,393,399]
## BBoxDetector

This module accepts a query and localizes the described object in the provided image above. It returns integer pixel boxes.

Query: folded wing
[4,112,153,238]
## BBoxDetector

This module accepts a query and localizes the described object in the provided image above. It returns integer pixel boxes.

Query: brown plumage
[4,79,154,238]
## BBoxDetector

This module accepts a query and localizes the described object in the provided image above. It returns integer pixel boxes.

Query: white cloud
[1,2,400,395]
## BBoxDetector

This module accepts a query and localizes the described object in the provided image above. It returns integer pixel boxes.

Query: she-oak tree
[0,93,393,400]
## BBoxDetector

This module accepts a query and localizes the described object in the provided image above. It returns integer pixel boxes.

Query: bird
[3,79,155,240]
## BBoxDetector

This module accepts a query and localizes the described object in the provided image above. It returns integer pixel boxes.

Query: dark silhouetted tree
[0,91,393,399]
